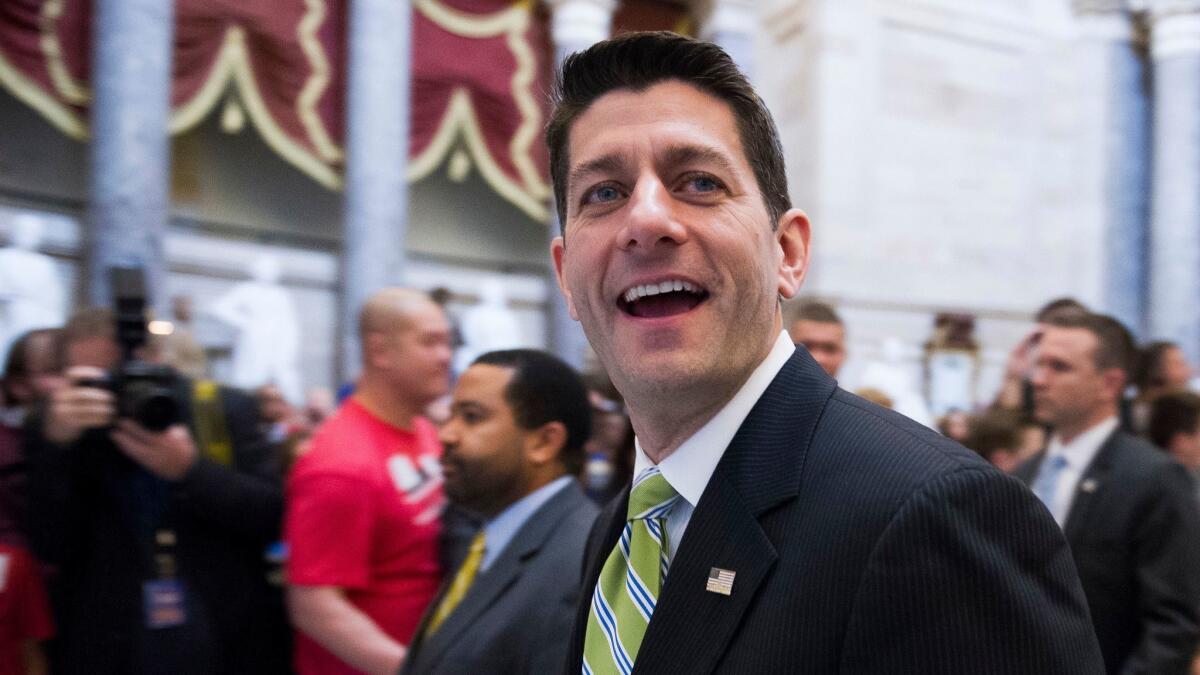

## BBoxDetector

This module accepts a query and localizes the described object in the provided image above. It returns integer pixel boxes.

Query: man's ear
[775,208,811,300]
[1101,368,1127,404]
[363,332,387,368]
[551,237,579,321]
[525,421,568,467]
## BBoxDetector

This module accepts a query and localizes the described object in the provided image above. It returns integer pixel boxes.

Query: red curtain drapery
[0,0,553,220]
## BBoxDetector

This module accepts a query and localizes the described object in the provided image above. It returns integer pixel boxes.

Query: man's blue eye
[594,186,619,202]
[692,176,718,191]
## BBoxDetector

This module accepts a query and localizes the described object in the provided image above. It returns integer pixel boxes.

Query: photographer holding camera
[25,278,288,675]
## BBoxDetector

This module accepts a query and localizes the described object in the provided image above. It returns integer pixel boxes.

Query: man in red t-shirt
[0,543,53,675]
[286,289,453,675]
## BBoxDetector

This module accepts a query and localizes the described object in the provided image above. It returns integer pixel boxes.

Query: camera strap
[190,380,232,467]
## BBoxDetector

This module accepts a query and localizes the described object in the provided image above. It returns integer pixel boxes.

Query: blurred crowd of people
[0,287,1198,674]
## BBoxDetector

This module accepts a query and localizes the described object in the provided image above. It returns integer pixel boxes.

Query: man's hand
[1004,328,1042,381]
[43,366,116,445]
[110,421,198,481]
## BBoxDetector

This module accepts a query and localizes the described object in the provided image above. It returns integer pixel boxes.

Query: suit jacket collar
[573,347,838,674]
[409,481,589,670]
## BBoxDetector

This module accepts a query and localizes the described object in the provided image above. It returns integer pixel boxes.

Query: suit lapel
[1062,431,1119,544]
[414,483,587,670]
[632,348,836,674]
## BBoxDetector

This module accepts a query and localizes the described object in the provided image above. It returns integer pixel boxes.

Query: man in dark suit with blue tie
[1015,313,1200,674]
[547,31,1104,674]
[401,349,599,674]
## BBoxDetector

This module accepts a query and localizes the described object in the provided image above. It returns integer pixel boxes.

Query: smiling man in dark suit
[547,31,1103,674]
[401,349,598,675]
[1016,313,1200,674]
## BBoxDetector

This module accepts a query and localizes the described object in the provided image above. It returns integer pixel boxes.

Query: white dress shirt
[632,331,795,564]
[1040,416,1119,527]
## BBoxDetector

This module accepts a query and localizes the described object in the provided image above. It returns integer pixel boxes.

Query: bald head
[356,288,453,411]
[359,288,440,344]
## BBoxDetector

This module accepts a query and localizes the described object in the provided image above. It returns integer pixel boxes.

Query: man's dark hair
[473,349,592,475]
[546,31,790,232]
[793,301,843,326]
[2,328,62,402]
[1035,297,1088,324]
[1135,341,1178,391]
[963,409,1021,461]
[1148,391,1200,451]
[1045,313,1137,382]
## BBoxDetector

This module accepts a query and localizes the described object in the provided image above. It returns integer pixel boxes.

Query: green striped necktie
[582,466,680,675]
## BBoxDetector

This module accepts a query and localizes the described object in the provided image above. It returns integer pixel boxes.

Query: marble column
[697,0,758,79]
[1074,1,1152,335]
[340,0,413,381]
[545,0,616,369]
[1150,0,1200,362]
[86,0,175,313]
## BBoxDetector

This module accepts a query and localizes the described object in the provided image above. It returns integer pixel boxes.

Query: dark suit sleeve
[1122,462,1200,675]
[172,387,283,542]
[840,467,1104,674]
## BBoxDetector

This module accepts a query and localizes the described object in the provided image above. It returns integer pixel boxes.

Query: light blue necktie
[1032,454,1069,523]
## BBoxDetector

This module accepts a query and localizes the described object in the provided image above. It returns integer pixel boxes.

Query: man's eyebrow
[567,153,628,192]
[659,144,738,176]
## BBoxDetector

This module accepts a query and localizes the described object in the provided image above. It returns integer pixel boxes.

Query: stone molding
[546,0,616,51]
[695,0,758,41]
[1151,6,1200,58]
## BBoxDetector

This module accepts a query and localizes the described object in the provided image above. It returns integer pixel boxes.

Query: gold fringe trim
[40,0,89,105]
[298,0,343,162]
[408,88,547,221]
[411,0,550,220]
[169,26,342,190]
[0,42,86,138]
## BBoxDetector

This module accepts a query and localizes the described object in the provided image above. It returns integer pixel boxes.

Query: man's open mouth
[618,280,709,319]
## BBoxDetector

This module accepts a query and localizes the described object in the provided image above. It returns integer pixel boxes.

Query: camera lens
[126,383,180,432]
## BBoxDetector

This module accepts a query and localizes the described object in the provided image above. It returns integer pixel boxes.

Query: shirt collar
[633,331,795,507]
[1047,416,1119,471]
[480,475,573,571]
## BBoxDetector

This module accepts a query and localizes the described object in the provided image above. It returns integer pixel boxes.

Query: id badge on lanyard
[143,528,188,629]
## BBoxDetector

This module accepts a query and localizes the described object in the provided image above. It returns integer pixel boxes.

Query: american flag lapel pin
[706,567,735,596]
[1080,478,1099,493]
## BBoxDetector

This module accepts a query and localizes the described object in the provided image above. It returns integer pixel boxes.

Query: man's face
[789,319,845,377]
[439,364,529,517]
[1161,346,1193,390]
[552,81,809,398]
[374,303,453,408]
[65,336,120,371]
[1169,420,1200,471]
[1031,327,1116,430]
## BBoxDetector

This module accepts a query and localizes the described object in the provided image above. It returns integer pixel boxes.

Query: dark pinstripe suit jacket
[565,348,1104,674]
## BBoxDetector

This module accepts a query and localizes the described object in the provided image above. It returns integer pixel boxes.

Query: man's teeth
[623,280,700,303]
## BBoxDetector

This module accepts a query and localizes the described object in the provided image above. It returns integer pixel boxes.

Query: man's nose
[618,176,688,252]
[438,420,458,445]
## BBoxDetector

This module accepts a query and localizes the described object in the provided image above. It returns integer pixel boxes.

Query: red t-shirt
[0,544,53,675]
[286,399,444,675]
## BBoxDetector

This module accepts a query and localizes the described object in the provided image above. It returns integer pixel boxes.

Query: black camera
[79,268,181,432]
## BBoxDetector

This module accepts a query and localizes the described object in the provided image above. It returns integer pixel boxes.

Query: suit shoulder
[823,389,992,474]
[802,390,1012,520]
[1106,431,1191,485]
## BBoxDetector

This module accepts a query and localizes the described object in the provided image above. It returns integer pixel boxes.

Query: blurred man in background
[402,349,597,674]
[26,308,287,675]
[1148,391,1200,493]
[1018,313,1200,674]
[285,289,451,675]
[787,301,846,378]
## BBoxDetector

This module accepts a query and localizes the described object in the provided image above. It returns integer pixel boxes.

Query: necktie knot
[628,467,679,521]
